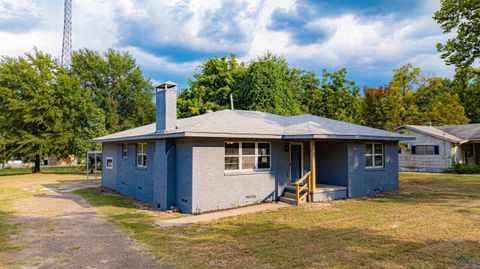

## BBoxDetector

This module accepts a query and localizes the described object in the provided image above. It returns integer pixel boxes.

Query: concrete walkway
[155,202,289,228]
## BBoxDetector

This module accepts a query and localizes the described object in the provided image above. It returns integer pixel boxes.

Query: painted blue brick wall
[102,142,157,205]
[101,139,400,213]
[151,139,177,211]
[101,143,117,190]
[316,141,349,186]
[175,139,193,213]
[347,141,399,197]
[190,138,290,213]
[166,140,177,209]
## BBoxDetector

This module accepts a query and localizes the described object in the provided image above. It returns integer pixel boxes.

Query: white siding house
[398,124,480,172]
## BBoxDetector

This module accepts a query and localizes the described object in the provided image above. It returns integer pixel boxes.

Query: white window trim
[106,157,113,169]
[122,143,127,159]
[136,143,147,168]
[365,143,384,169]
[224,141,271,172]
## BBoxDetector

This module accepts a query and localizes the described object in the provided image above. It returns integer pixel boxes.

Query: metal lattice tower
[61,0,72,67]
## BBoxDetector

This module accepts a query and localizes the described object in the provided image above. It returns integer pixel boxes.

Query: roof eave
[90,132,414,143]
[283,134,415,141]
[89,132,186,143]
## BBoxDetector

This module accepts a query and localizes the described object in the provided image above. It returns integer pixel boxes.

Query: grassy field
[0,166,84,176]
[74,173,480,269]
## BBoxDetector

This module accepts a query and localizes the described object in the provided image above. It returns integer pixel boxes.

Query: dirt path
[5,180,170,269]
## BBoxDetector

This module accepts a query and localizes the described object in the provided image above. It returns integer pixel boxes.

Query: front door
[290,143,303,183]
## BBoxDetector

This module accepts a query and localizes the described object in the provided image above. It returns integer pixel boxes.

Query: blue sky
[0,0,454,90]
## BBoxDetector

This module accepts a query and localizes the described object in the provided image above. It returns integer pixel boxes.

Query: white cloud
[124,46,198,75]
[0,0,455,85]
[0,0,40,21]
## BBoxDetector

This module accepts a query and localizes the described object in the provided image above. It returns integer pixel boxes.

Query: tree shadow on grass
[154,219,480,269]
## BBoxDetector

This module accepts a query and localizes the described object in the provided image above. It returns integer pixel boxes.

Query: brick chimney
[155,81,178,133]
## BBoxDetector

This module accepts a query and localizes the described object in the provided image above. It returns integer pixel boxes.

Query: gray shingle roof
[91,110,413,142]
[436,123,480,140]
[399,125,465,143]
[399,123,480,143]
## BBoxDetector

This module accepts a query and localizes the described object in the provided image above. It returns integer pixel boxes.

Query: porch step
[283,191,297,199]
[279,196,298,205]
[284,184,306,192]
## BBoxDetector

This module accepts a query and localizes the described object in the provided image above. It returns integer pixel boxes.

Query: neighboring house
[91,81,413,214]
[2,156,77,168]
[42,156,78,166]
[397,124,480,172]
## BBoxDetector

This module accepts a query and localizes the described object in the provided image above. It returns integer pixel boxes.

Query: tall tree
[420,93,469,125]
[450,67,480,123]
[433,0,480,69]
[361,86,401,131]
[0,50,105,172]
[390,64,421,125]
[71,49,155,133]
[233,54,304,116]
[177,55,245,118]
[302,68,360,123]
[414,75,468,125]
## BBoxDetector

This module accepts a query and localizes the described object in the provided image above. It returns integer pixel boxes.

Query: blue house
[92,81,413,214]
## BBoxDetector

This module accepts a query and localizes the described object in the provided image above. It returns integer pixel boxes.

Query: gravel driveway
[4,178,171,269]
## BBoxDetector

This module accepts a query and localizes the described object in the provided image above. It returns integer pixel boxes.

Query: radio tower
[61,0,72,67]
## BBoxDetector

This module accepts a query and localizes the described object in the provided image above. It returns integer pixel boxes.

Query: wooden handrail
[294,171,311,185]
[294,171,312,205]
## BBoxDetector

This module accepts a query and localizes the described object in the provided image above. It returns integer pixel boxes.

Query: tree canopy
[178,54,360,119]
[361,64,469,130]
[303,68,360,123]
[433,0,480,69]
[177,55,245,118]
[233,54,304,116]
[0,50,105,172]
[71,49,155,132]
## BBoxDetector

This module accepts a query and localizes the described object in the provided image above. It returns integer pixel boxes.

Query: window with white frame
[224,142,271,171]
[106,157,113,169]
[365,143,383,168]
[136,143,147,167]
[122,144,127,159]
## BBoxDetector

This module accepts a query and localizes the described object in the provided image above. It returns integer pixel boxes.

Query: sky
[0,0,454,89]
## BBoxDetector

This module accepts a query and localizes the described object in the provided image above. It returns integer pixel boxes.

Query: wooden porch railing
[294,171,312,205]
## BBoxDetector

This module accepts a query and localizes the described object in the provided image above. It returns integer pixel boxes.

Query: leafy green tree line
[1,0,478,172]
[178,55,476,130]
[0,49,154,172]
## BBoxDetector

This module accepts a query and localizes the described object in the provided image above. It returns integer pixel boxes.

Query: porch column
[310,140,316,191]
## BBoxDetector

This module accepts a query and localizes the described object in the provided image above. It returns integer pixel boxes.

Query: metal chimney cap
[156,80,178,89]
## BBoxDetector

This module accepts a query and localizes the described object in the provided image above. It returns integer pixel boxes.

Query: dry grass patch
[0,173,85,188]
[0,173,91,267]
[75,173,480,268]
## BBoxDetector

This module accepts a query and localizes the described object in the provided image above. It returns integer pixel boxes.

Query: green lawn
[75,173,480,269]
[0,166,84,176]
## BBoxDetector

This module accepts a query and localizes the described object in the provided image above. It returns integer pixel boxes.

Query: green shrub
[451,164,480,174]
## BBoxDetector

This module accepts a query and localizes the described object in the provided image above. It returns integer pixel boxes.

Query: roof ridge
[186,110,227,132]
